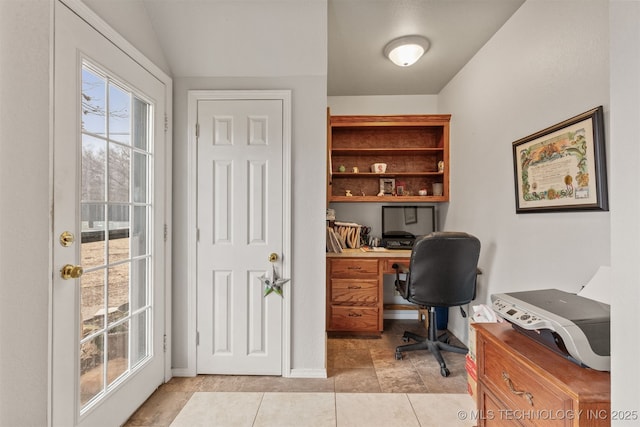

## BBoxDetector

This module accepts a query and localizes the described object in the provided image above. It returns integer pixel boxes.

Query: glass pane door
[79,62,153,411]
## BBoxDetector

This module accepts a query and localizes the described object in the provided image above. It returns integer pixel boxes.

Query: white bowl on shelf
[371,163,387,173]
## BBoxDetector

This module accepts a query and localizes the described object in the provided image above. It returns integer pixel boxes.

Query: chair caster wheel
[395,352,403,360]
[440,367,450,377]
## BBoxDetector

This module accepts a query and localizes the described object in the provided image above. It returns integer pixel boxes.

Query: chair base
[395,318,468,377]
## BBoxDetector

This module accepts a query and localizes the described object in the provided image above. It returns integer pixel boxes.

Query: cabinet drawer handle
[348,285,362,289]
[502,371,534,406]
[348,312,363,317]
[347,266,362,270]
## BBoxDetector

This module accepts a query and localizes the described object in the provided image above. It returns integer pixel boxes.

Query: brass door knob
[59,231,75,247]
[60,264,83,280]
[269,253,278,262]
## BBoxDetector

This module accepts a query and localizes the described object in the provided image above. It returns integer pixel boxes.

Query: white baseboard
[288,368,327,379]
[172,368,196,377]
[384,310,420,320]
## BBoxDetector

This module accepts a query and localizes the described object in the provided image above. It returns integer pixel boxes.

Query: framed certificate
[512,106,608,213]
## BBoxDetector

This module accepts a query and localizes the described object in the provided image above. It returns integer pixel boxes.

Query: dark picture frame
[512,106,608,213]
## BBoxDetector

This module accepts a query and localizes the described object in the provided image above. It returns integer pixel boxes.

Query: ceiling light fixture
[383,35,430,67]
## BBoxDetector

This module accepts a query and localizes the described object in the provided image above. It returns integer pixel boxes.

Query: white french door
[52,2,167,426]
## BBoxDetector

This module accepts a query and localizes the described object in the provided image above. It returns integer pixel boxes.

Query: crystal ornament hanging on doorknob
[259,264,290,297]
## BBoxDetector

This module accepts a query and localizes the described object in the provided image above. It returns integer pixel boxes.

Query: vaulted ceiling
[118,0,525,96]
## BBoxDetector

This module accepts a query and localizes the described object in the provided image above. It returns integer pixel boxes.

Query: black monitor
[381,206,436,248]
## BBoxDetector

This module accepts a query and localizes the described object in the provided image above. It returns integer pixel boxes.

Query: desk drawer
[329,306,379,332]
[383,258,410,274]
[480,386,520,427]
[331,279,378,304]
[482,342,570,426]
[330,259,378,277]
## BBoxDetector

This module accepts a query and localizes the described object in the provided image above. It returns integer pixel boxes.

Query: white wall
[0,2,51,425]
[83,0,171,75]
[170,2,328,375]
[328,95,438,115]
[438,0,610,344]
[609,0,640,416]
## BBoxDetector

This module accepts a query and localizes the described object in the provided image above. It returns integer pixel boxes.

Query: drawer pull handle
[348,312,362,317]
[348,286,362,289]
[347,266,362,270]
[502,371,534,406]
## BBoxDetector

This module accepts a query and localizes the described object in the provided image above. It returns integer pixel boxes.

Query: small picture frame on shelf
[380,178,395,195]
[396,185,404,196]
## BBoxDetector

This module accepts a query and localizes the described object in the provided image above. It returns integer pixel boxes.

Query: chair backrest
[405,232,481,307]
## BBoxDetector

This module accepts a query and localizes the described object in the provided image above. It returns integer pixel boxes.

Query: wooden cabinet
[327,114,450,203]
[326,257,383,335]
[474,323,610,427]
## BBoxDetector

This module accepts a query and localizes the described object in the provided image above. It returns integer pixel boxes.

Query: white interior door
[195,94,290,375]
[52,2,166,425]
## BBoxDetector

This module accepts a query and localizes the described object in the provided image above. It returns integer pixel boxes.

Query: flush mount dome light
[384,35,430,67]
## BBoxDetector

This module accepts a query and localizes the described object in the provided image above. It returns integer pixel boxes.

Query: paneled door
[52,2,167,425]
[195,93,291,375]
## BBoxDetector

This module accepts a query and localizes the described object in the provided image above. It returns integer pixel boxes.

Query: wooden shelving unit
[327,114,451,203]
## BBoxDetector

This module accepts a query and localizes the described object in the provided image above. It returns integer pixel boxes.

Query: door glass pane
[130,258,148,312]
[133,152,147,203]
[80,334,104,406]
[81,68,106,136]
[131,310,149,366]
[107,322,129,387]
[81,204,105,268]
[80,62,153,413]
[108,83,131,144]
[108,263,129,320]
[132,206,148,258]
[82,134,106,202]
[132,97,149,150]
[108,144,130,202]
[80,269,106,337]
[108,204,129,264]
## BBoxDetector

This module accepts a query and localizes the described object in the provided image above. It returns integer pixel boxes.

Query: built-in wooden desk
[326,248,412,335]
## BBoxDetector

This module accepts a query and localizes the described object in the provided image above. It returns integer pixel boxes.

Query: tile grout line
[406,393,424,427]
[409,353,432,392]
[251,392,265,427]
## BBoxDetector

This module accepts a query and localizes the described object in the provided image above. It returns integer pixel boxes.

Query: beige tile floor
[124,319,473,426]
[167,392,476,427]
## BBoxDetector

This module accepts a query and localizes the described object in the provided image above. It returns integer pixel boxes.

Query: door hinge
[164,224,168,242]
[164,114,169,132]
[195,122,200,138]
[196,228,200,242]
[163,334,167,352]
[196,331,200,346]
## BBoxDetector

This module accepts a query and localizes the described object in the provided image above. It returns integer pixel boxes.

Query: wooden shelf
[331,147,444,155]
[330,195,448,203]
[329,114,452,127]
[327,113,450,203]
[330,172,444,178]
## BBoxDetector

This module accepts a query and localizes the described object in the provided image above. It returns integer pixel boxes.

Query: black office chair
[392,231,481,377]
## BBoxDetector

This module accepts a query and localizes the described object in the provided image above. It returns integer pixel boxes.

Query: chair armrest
[392,263,410,299]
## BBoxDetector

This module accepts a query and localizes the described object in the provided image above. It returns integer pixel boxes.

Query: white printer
[491,288,610,371]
